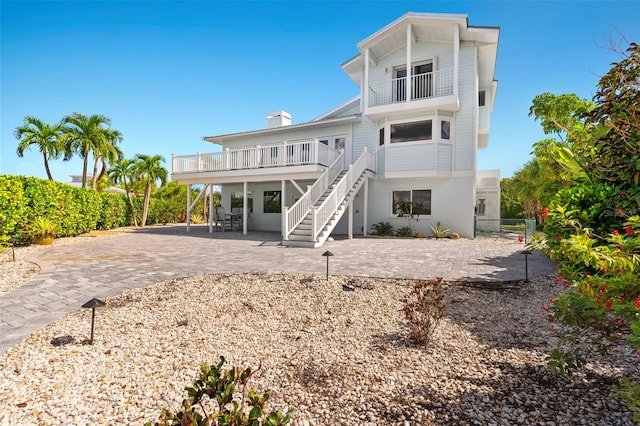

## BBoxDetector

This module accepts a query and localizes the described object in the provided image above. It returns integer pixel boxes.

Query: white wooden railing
[311,148,375,242]
[368,68,453,107]
[172,140,340,174]
[283,150,344,240]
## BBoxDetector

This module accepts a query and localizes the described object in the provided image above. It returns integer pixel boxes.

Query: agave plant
[430,223,450,239]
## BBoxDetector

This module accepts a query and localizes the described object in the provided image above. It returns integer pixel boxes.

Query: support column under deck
[363,178,369,237]
[242,181,248,235]
[186,184,191,232]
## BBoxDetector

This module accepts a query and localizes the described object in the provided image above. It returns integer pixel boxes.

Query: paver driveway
[0,225,556,353]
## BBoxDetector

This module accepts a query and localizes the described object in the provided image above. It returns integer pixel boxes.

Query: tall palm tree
[108,158,139,227]
[92,128,123,190]
[133,154,168,227]
[62,113,121,188]
[14,116,65,180]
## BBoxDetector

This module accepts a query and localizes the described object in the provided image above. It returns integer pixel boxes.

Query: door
[393,68,407,102]
[412,63,433,100]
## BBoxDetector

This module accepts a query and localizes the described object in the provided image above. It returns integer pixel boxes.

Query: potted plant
[28,217,57,245]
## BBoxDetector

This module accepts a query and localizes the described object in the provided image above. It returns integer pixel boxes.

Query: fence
[474,217,536,243]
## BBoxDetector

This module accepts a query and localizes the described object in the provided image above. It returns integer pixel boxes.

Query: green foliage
[147,356,292,426]
[500,177,525,219]
[528,43,640,414]
[370,221,394,236]
[27,217,57,245]
[395,226,414,237]
[401,278,446,348]
[615,376,640,422]
[429,224,450,238]
[0,175,131,245]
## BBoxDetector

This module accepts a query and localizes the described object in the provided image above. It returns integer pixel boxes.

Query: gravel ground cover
[0,271,637,425]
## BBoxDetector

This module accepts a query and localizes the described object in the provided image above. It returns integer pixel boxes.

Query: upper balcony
[172,139,341,185]
[368,68,455,112]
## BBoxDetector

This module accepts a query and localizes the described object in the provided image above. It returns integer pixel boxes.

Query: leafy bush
[0,175,131,245]
[401,278,446,347]
[147,356,292,426]
[395,226,414,237]
[370,221,394,236]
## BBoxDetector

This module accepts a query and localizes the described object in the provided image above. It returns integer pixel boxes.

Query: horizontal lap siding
[437,144,452,170]
[454,42,475,171]
[352,117,377,163]
[386,144,435,172]
[369,42,454,86]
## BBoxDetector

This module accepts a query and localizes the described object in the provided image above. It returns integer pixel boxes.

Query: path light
[8,238,16,262]
[82,298,106,345]
[322,250,334,281]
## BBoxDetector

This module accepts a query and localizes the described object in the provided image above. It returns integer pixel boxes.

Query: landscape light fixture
[322,250,334,280]
[8,238,16,262]
[82,298,106,345]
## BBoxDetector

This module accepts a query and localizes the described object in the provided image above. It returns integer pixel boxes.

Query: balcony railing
[368,68,453,107]
[172,140,341,175]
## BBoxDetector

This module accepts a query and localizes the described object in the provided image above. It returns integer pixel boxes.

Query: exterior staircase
[284,148,375,248]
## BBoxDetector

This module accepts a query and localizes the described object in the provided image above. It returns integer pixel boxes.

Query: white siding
[454,42,476,171]
[437,144,452,170]
[386,144,435,173]
[351,116,377,162]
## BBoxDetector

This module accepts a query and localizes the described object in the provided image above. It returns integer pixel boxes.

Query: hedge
[0,175,131,245]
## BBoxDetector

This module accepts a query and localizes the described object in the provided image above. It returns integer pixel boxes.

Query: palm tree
[108,158,139,227]
[14,116,65,180]
[62,113,121,188]
[133,154,168,226]
[92,128,123,190]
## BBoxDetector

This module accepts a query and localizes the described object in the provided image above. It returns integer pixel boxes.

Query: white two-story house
[171,12,500,247]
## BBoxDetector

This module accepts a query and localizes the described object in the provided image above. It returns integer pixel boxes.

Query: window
[479,90,486,107]
[392,190,431,216]
[379,127,385,146]
[231,191,253,212]
[390,120,432,143]
[477,199,486,216]
[441,120,451,140]
[263,190,281,213]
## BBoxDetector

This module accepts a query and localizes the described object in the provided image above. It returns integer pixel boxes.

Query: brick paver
[0,225,556,353]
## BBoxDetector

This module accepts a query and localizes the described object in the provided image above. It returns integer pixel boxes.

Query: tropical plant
[27,217,57,245]
[395,226,414,237]
[430,223,450,238]
[14,116,65,181]
[108,158,139,226]
[133,154,168,227]
[530,42,640,417]
[147,356,293,426]
[62,113,122,189]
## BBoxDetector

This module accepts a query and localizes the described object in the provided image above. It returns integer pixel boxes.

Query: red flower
[634,299,640,308]
[605,300,613,310]
[564,284,570,289]
[541,207,549,217]
[595,294,601,300]
[556,236,562,242]
[555,276,563,283]
[615,268,621,273]
[611,230,619,236]
[542,304,549,312]
[620,298,625,304]
[626,226,634,235]
[616,209,624,216]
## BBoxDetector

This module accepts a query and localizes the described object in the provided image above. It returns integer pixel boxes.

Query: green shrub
[395,226,414,237]
[147,356,292,426]
[28,217,57,245]
[370,221,394,236]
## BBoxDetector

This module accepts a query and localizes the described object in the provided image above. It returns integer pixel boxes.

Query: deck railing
[172,140,340,174]
[283,150,344,240]
[368,68,453,107]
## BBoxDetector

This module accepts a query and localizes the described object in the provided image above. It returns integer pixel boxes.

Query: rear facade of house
[172,12,501,247]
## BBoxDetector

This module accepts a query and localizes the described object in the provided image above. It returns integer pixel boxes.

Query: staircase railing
[312,147,374,242]
[283,150,344,240]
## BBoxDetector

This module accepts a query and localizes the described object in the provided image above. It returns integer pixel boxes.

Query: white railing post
[197,152,201,171]
[283,141,287,166]
[282,206,288,241]
[311,207,317,242]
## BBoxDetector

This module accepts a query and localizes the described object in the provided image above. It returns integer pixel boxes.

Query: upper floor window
[441,120,451,140]
[479,90,486,107]
[390,120,432,143]
[379,127,385,146]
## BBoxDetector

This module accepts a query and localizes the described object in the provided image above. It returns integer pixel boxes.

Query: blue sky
[1,1,638,181]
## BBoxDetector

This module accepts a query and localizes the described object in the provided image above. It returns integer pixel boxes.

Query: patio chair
[215,207,234,231]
